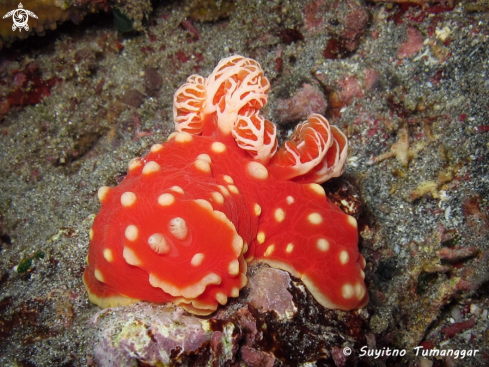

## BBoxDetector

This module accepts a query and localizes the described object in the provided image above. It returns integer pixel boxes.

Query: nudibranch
[83,55,368,315]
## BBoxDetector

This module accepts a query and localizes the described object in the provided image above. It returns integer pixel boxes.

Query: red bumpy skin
[84,55,367,314]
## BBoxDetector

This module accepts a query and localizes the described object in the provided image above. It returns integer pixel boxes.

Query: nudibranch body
[83,55,368,315]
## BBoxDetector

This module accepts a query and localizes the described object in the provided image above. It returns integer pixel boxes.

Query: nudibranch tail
[252,183,367,310]
[84,55,367,315]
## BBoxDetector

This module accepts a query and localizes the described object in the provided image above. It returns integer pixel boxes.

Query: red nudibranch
[83,55,368,315]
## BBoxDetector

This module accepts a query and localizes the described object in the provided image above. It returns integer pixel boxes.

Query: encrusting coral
[83,55,368,315]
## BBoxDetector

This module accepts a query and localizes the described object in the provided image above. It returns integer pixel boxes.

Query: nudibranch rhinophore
[83,55,368,315]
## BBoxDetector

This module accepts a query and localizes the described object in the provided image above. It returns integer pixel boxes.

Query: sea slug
[83,55,368,315]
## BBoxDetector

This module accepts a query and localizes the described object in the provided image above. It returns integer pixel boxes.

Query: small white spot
[216,292,228,305]
[128,158,142,171]
[169,217,188,240]
[264,244,275,257]
[286,196,294,205]
[339,250,350,265]
[211,141,226,153]
[211,191,224,204]
[150,143,163,153]
[285,243,294,254]
[274,208,286,223]
[120,192,136,207]
[97,186,110,203]
[195,199,213,211]
[240,273,248,287]
[231,287,240,297]
[309,183,325,196]
[158,193,175,206]
[257,231,266,244]
[307,212,323,225]
[196,153,212,163]
[175,131,193,143]
[142,161,161,175]
[347,215,358,228]
[317,238,329,252]
[123,246,141,266]
[355,283,366,300]
[360,254,366,269]
[170,186,184,194]
[103,248,114,263]
[342,283,354,299]
[254,203,261,216]
[218,185,230,197]
[148,233,170,254]
[228,185,239,195]
[360,269,365,279]
[232,234,244,257]
[194,159,211,174]
[89,228,94,240]
[94,269,104,283]
[222,175,234,184]
[167,131,178,140]
[125,225,139,241]
[228,259,240,276]
[190,253,205,267]
[247,161,269,180]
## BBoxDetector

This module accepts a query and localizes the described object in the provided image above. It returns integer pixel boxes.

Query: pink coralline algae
[0,62,58,116]
[91,303,241,367]
[273,83,328,125]
[398,26,425,59]
[91,266,367,367]
[83,55,368,315]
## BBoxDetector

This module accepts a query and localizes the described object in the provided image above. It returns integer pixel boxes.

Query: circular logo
[343,347,352,356]
[12,8,29,30]
[2,3,38,32]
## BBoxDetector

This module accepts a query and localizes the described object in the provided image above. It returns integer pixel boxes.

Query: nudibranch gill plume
[83,55,368,315]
